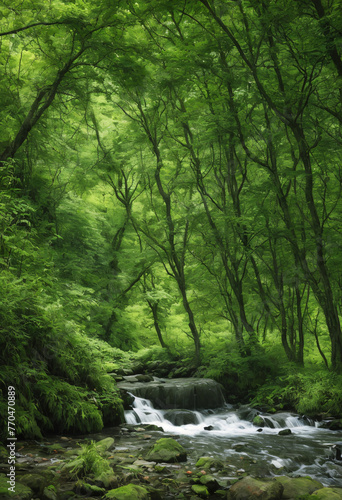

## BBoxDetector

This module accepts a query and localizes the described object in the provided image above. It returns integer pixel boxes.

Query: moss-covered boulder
[275,476,323,498]
[313,487,342,499]
[195,457,224,470]
[145,438,187,463]
[104,484,150,499]
[227,476,283,499]
[18,473,47,495]
[199,474,220,492]
[191,484,209,497]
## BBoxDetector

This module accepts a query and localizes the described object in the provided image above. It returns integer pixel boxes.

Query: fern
[69,441,112,478]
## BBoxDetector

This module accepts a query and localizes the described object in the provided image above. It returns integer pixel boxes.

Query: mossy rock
[275,476,323,498]
[144,424,164,432]
[278,429,292,436]
[93,471,118,489]
[0,474,33,499]
[191,484,209,498]
[312,488,342,499]
[227,476,283,500]
[199,474,219,492]
[195,457,223,470]
[104,484,150,499]
[154,465,166,472]
[253,415,265,427]
[95,437,115,453]
[18,473,47,494]
[145,438,187,463]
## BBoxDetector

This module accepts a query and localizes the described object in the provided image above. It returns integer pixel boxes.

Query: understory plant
[69,441,112,478]
[251,365,342,418]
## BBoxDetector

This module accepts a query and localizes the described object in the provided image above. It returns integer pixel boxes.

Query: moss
[146,438,187,463]
[312,488,342,500]
[104,484,150,499]
[195,457,223,470]
[253,415,265,427]
[191,484,209,498]
[199,474,219,492]
[95,437,115,453]
[275,476,323,498]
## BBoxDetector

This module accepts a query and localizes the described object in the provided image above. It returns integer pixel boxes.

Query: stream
[124,394,342,486]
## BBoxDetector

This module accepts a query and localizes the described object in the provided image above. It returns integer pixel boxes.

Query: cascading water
[124,393,342,486]
[126,396,164,425]
[125,394,315,436]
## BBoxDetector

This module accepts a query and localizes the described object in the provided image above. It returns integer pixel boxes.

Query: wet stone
[275,476,323,498]
[278,429,292,436]
[227,476,283,500]
[145,438,187,463]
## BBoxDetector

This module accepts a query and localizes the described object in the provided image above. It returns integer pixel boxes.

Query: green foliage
[69,441,112,478]
[286,370,342,417]
[196,340,283,401]
[252,365,342,418]
[1,0,342,442]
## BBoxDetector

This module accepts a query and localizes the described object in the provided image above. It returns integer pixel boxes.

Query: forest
[1,0,342,442]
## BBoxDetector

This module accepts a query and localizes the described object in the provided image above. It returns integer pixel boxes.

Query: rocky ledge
[117,376,225,410]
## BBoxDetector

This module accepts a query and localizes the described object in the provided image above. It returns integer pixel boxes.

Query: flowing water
[125,394,342,486]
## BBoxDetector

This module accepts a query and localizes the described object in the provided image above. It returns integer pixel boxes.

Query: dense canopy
[1,0,342,439]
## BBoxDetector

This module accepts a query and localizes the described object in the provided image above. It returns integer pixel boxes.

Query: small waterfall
[125,395,164,425]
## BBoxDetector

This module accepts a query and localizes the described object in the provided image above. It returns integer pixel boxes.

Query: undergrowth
[251,366,342,418]
[0,275,125,441]
[69,441,112,478]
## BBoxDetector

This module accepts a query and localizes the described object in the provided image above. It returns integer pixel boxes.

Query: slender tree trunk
[296,286,304,366]
[148,301,167,348]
